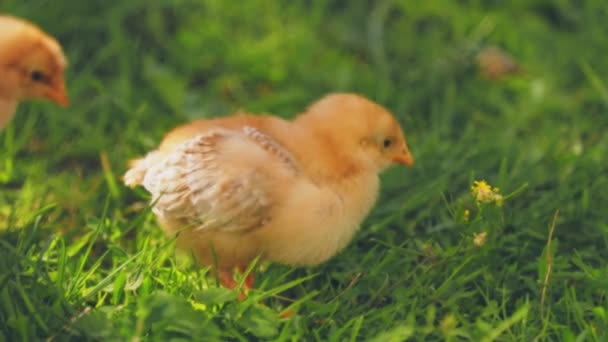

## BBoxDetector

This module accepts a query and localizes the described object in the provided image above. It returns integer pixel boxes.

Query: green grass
[1,0,607,340]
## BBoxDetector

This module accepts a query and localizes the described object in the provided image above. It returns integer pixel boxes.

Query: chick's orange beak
[45,80,69,107]
[392,149,414,167]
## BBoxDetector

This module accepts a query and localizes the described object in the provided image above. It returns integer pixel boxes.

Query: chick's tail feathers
[123,151,164,188]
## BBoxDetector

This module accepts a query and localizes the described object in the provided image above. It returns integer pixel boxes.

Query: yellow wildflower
[471,180,503,207]
[473,231,488,247]
[463,209,470,222]
[440,313,457,333]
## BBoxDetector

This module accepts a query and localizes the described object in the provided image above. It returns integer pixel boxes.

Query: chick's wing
[130,126,299,233]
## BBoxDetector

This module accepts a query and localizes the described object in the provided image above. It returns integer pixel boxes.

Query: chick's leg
[218,268,254,301]
[221,267,292,317]
[218,269,238,289]
[237,265,255,289]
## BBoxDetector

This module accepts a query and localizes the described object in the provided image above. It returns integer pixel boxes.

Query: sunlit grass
[1,1,607,340]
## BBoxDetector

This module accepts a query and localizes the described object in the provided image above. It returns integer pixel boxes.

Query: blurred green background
[1,0,607,340]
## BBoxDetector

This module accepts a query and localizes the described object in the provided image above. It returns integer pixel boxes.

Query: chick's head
[0,16,68,106]
[301,93,414,171]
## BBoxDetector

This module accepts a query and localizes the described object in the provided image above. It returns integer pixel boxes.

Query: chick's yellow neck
[270,121,370,184]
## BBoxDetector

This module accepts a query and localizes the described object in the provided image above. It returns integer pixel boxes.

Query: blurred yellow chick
[0,15,68,129]
[124,93,414,291]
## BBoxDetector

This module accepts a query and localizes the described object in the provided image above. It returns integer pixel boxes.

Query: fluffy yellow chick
[0,15,68,129]
[124,93,414,290]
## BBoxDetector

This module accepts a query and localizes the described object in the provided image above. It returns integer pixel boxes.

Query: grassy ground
[1,0,607,340]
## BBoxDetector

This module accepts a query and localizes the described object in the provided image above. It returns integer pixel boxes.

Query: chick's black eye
[30,70,45,82]
[383,138,393,148]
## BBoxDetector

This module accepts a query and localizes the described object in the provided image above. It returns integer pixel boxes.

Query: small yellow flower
[440,313,458,333]
[421,241,435,256]
[463,209,470,222]
[471,180,503,207]
[473,231,488,247]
